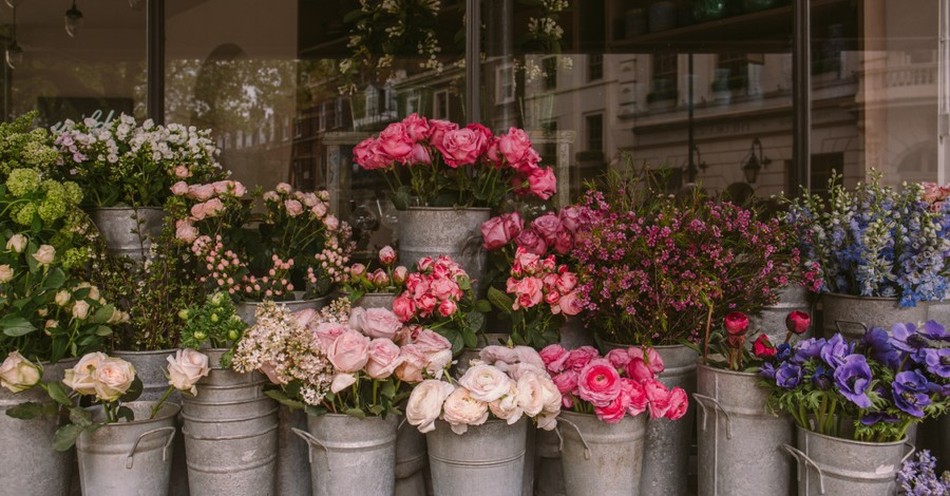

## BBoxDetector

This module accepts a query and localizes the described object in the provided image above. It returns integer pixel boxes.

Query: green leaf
[465,311,486,334]
[93,325,112,337]
[368,405,385,416]
[345,407,366,420]
[445,330,464,355]
[462,328,478,349]
[42,268,66,289]
[0,316,36,337]
[116,406,135,423]
[473,299,491,313]
[52,423,84,452]
[380,379,396,399]
[47,381,72,407]
[487,286,514,314]
[458,277,472,291]
[119,377,143,403]
[88,304,116,325]
[264,389,306,410]
[391,186,411,211]
[68,406,93,427]
[5,401,55,420]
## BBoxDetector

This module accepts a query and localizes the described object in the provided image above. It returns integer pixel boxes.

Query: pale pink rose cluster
[190,235,248,296]
[261,183,332,221]
[345,246,409,293]
[172,180,247,243]
[353,114,556,201]
[405,345,560,435]
[392,256,469,322]
[506,247,582,316]
[921,181,950,211]
[62,352,136,403]
[540,344,688,424]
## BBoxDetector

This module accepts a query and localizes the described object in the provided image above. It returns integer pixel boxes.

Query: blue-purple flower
[775,343,792,362]
[775,362,803,389]
[760,362,777,381]
[892,370,933,417]
[922,348,950,379]
[919,320,948,341]
[820,334,851,368]
[792,337,824,364]
[859,411,900,426]
[863,327,901,370]
[832,354,873,408]
[812,364,833,390]
[890,322,930,354]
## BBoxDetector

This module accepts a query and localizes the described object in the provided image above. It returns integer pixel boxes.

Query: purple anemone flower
[833,354,873,408]
[919,320,949,342]
[922,348,950,379]
[792,338,825,364]
[863,327,901,370]
[892,370,932,418]
[890,322,930,354]
[821,334,852,368]
[775,362,803,389]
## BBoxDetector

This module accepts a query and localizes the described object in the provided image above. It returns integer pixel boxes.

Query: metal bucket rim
[798,426,908,448]
[404,206,491,213]
[822,292,903,303]
[235,294,330,305]
[86,401,181,427]
[696,361,760,379]
[357,291,397,297]
[90,206,166,213]
[112,348,177,357]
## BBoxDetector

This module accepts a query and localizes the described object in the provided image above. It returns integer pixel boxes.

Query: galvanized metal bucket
[113,349,189,496]
[292,413,399,496]
[784,427,914,496]
[750,284,813,342]
[89,207,166,261]
[559,317,594,350]
[427,418,527,496]
[820,293,927,341]
[397,207,490,287]
[235,294,329,327]
[395,418,428,496]
[0,360,75,496]
[557,410,648,496]
[535,428,567,496]
[928,295,950,325]
[76,401,180,496]
[694,363,793,496]
[639,344,697,496]
[181,349,278,496]
[277,406,312,496]
[356,292,397,310]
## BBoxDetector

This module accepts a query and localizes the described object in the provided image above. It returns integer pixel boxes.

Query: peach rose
[0,351,41,393]
[93,357,136,402]
[166,349,210,396]
[442,387,489,434]
[326,330,371,373]
[406,379,455,433]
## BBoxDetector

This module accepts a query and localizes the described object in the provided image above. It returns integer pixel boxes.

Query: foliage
[178,292,248,367]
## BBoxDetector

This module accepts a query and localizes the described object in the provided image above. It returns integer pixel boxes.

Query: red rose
[785,311,811,335]
[724,311,750,336]
[752,334,777,359]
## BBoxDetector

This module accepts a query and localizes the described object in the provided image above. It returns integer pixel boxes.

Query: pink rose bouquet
[540,344,688,424]
[167,180,354,302]
[233,298,451,418]
[354,114,557,208]
[391,255,489,353]
[342,245,410,299]
[405,344,561,434]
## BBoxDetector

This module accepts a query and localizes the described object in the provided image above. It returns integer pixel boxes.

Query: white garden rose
[92,357,136,402]
[32,244,55,265]
[54,290,71,306]
[0,264,13,283]
[72,300,90,320]
[406,379,455,433]
[0,351,42,393]
[166,349,210,396]
[63,352,107,396]
[488,379,523,425]
[6,234,27,253]
[457,364,511,402]
[442,387,489,435]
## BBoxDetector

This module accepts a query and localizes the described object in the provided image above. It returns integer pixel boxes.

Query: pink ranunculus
[552,228,573,255]
[175,219,198,243]
[392,294,415,322]
[665,387,689,420]
[352,307,402,340]
[526,166,557,200]
[515,228,548,256]
[576,359,622,407]
[559,291,583,316]
[458,364,511,402]
[620,378,648,416]
[626,358,655,382]
[401,113,431,141]
[479,346,520,368]
[442,387,489,435]
[171,181,189,196]
[497,127,533,165]
[437,299,457,317]
[435,127,487,168]
[481,212,524,250]
[644,347,665,374]
[489,380,523,425]
[605,348,632,369]
[326,330,371,373]
[511,277,544,310]
[531,214,561,244]
[313,322,348,351]
[426,119,458,148]
[406,379,455,433]
[378,246,397,265]
[284,199,304,217]
[565,346,599,371]
[365,338,403,379]
[395,344,427,383]
[552,369,579,395]
[513,346,546,371]
[377,122,415,162]
[429,277,458,300]
[643,379,672,419]
[594,394,629,424]
[540,344,570,373]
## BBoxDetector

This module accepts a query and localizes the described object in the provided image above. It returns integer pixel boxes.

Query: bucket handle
[901,442,916,465]
[554,417,592,460]
[835,319,867,336]
[292,427,327,465]
[692,393,732,439]
[782,444,826,495]
[126,426,176,470]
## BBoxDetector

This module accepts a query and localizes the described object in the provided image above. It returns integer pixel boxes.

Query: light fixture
[64,0,83,38]
[5,5,23,69]
[684,143,708,183]
[3,0,24,8]
[128,0,144,11]
[741,137,771,184]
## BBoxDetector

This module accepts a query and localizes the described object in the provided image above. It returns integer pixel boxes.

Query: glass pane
[0,1,146,124]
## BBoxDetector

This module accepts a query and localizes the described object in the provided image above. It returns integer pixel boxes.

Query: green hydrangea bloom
[14,202,36,225]
[6,168,41,197]
[22,139,59,169]
[38,196,67,222]
[63,182,83,205]
[61,247,91,270]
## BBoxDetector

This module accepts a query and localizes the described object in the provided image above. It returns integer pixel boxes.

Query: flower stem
[150,386,175,419]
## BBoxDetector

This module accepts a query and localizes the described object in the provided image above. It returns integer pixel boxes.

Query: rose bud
[378,246,397,266]
[724,312,750,336]
[392,266,409,285]
[370,269,391,289]
[785,311,811,335]
[350,263,367,279]
[752,334,777,359]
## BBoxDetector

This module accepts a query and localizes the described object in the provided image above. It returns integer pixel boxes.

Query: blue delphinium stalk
[897,450,950,496]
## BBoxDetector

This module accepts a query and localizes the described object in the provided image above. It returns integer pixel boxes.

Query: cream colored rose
[330,373,357,393]
[406,379,455,434]
[166,349,210,396]
[63,352,107,396]
[457,364,511,403]
[32,244,55,265]
[92,357,136,402]
[0,351,42,393]
[488,379,523,425]
[72,300,90,320]
[54,290,71,306]
[6,234,27,253]
[0,264,13,283]
[536,411,558,431]
[425,349,453,379]
[442,387,490,435]
[539,375,562,415]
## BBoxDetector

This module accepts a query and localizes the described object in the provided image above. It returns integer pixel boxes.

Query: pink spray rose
[378,245,397,265]
[284,199,304,217]
[175,219,198,243]
[526,166,557,200]
[350,307,402,340]
[171,181,189,196]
